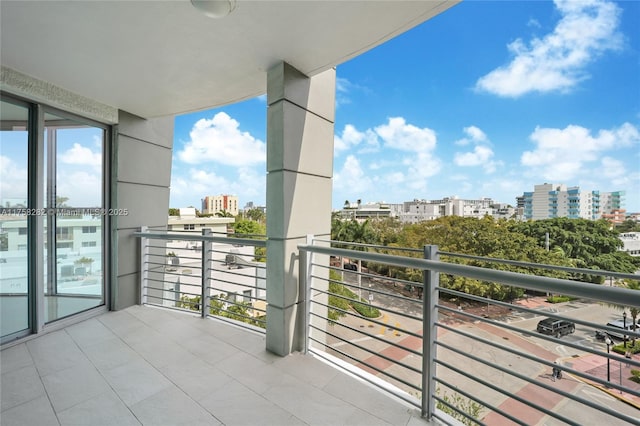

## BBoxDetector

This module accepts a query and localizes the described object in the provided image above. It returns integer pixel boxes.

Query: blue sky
[171,0,640,213]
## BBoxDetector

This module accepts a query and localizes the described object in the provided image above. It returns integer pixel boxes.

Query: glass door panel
[0,99,30,340]
[43,112,105,322]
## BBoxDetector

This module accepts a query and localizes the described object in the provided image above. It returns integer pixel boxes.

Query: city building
[399,197,514,223]
[521,183,624,221]
[202,194,239,216]
[339,200,398,221]
[167,207,233,234]
[619,232,640,257]
[336,197,516,223]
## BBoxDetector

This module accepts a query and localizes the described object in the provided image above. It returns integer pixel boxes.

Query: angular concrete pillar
[266,62,335,355]
[112,111,174,310]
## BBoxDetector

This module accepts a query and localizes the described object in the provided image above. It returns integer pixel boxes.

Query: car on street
[536,318,575,338]
[595,319,636,341]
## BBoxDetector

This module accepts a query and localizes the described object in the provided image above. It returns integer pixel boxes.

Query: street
[321,270,640,425]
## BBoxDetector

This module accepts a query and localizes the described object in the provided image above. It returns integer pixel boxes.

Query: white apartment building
[168,207,233,234]
[521,183,624,221]
[400,197,512,223]
[339,200,400,221]
[620,232,640,257]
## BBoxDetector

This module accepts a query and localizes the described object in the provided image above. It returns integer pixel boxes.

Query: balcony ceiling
[0,0,457,118]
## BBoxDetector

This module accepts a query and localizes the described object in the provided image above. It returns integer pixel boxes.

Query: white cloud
[333,155,373,195]
[178,112,265,166]
[454,145,494,167]
[335,77,368,108]
[60,143,101,167]
[171,168,230,198]
[453,126,501,173]
[334,117,441,196]
[476,0,622,97]
[334,124,379,153]
[0,156,28,201]
[375,117,437,152]
[521,122,640,181]
[56,170,102,207]
[454,125,488,146]
[170,166,265,207]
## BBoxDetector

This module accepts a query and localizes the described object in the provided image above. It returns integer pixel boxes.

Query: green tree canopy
[509,218,640,274]
[244,208,265,223]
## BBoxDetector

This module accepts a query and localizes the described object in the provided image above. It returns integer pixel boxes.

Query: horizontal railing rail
[136,227,267,333]
[299,239,640,426]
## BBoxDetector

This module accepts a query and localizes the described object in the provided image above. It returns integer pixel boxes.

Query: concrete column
[112,111,174,310]
[265,62,335,355]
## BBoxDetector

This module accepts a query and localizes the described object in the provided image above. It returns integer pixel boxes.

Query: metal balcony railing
[298,238,640,426]
[135,228,640,424]
[135,227,267,332]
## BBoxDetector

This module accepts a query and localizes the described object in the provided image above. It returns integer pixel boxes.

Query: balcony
[1,304,430,426]
[3,230,640,425]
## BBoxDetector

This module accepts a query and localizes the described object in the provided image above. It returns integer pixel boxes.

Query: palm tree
[215,209,234,218]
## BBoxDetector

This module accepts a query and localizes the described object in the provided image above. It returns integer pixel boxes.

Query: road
[325,270,640,425]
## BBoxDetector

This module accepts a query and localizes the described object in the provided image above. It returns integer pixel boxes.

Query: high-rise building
[202,195,239,216]
[521,184,624,220]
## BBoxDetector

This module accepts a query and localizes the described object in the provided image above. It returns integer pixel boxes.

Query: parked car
[343,263,358,271]
[595,319,636,341]
[536,318,575,338]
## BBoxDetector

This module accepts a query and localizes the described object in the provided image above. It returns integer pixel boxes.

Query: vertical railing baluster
[201,228,212,318]
[140,226,148,305]
[302,234,314,353]
[422,245,439,419]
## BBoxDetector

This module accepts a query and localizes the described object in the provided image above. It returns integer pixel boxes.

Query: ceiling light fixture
[191,0,237,19]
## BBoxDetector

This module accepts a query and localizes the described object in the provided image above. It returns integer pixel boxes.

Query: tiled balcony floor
[1,305,430,426]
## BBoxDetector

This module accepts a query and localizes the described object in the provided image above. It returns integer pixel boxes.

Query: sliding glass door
[0,98,30,339]
[0,94,109,343]
[43,110,106,322]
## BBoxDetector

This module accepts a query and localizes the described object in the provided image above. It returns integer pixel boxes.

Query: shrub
[612,340,640,355]
[352,301,380,318]
[546,295,574,303]
[630,370,640,383]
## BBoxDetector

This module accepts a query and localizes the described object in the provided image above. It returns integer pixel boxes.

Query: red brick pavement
[569,353,640,408]
[353,312,640,424]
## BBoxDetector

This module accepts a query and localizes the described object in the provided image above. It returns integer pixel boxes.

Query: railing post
[422,244,439,418]
[140,226,148,305]
[302,234,314,353]
[201,228,212,318]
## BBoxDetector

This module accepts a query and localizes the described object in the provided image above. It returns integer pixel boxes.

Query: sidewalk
[565,351,640,408]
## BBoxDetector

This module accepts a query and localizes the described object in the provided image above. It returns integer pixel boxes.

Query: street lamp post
[623,311,628,348]
[605,336,612,383]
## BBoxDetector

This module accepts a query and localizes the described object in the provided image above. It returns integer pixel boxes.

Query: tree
[168,208,180,216]
[509,218,640,278]
[244,208,265,223]
[386,216,571,301]
[56,196,69,207]
[232,219,266,262]
[215,209,234,218]
[616,219,640,233]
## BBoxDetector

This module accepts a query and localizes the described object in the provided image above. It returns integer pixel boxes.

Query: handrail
[313,238,639,280]
[133,230,266,247]
[298,244,640,307]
